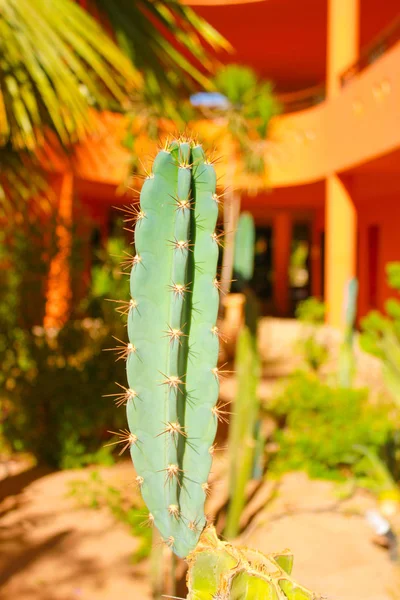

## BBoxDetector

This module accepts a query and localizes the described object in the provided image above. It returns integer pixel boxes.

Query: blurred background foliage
[0,218,128,468]
[0,0,229,214]
[360,263,400,407]
[267,371,398,484]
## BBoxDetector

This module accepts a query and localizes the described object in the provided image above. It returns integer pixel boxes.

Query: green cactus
[338,278,358,388]
[110,138,324,600]
[114,138,221,558]
[225,326,261,539]
[234,212,255,285]
[186,526,322,599]
[225,211,261,539]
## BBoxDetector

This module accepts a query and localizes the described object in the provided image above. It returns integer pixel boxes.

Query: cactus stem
[188,344,199,361]
[104,383,138,407]
[160,464,184,486]
[156,421,187,440]
[168,504,180,519]
[163,325,187,345]
[168,282,191,298]
[159,373,185,390]
[103,337,136,361]
[105,429,138,455]
[212,401,232,424]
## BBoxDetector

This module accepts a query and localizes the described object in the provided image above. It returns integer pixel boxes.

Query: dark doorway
[252,226,273,314]
[290,222,312,314]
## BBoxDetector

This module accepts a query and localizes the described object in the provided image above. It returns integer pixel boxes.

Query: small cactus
[226,211,261,539]
[338,278,358,387]
[225,326,261,539]
[233,211,255,286]
[186,526,322,599]
[360,263,400,405]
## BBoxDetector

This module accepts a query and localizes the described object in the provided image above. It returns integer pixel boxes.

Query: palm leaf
[88,0,231,96]
[0,146,51,218]
[0,0,138,151]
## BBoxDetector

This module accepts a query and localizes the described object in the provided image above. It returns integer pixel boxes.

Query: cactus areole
[120,139,221,558]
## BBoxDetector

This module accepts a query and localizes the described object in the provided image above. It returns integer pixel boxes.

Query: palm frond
[0,146,52,220]
[88,0,232,96]
[0,0,139,151]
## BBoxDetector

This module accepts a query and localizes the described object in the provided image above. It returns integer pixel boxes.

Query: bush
[268,372,396,480]
[360,263,400,405]
[0,220,129,468]
[295,297,325,325]
[295,297,328,373]
[68,470,152,563]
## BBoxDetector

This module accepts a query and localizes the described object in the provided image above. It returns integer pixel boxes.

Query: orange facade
[187,0,400,327]
[45,0,400,329]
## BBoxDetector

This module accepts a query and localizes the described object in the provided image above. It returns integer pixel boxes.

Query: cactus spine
[123,139,220,558]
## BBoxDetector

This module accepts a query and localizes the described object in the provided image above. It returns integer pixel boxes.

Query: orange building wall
[42,2,400,328]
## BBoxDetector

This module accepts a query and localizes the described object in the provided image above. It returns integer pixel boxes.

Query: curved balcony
[66,39,400,193]
[269,40,400,187]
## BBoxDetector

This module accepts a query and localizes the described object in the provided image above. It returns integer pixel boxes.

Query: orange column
[325,0,359,328]
[44,172,74,329]
[273,211,292,316]
[310,217,322,299]
[325,176,357,328]
[327,0,359,96]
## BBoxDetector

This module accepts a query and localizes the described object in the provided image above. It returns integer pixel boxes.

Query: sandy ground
[242,473,398,600]
[0,462,150,600]
[0,459,398,600]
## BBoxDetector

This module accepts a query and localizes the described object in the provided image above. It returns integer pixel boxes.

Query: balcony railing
[340,15,400,86]
[277,84,326,113]
[277,16,400,114]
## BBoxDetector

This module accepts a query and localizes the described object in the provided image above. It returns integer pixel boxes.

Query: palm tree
[200,65,281,298]
[0,0,228,211]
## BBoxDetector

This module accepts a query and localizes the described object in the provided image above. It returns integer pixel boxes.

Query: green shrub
[0,220,128,467]
[295,297,326,325]
[268,372,396,480]
[360,263,400,405]
[295,297,328,372]
[68,470,152,563]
